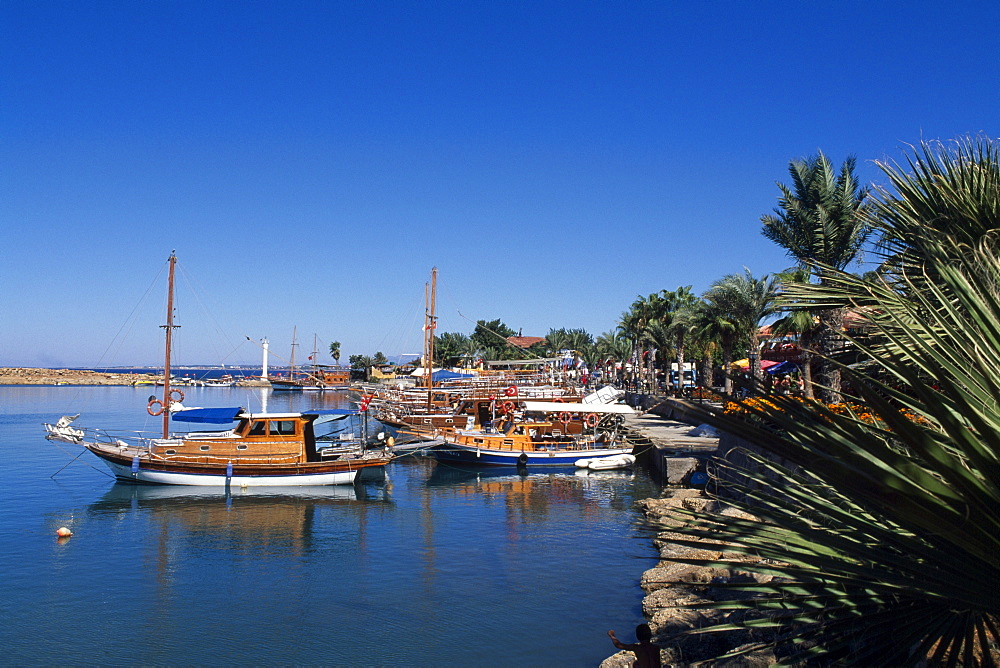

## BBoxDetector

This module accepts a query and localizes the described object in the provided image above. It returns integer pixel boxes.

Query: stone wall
[600,489,778,667]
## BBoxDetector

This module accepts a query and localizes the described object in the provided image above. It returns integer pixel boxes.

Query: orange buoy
[56,527,72,537]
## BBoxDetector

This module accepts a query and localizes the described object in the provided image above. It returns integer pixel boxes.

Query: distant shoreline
[0,367,161,385]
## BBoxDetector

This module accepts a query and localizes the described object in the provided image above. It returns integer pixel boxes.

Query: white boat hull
[100,458,359,486]
[583,454,636,471]
[432,442,632,466]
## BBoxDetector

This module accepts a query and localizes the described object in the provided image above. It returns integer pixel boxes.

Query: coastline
[0,367,272,386]
[0,367,160,385]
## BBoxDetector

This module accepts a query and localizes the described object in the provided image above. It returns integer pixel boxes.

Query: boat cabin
[156,410,333,462]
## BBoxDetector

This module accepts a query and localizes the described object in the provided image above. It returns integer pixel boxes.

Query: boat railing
[146,451,301,465]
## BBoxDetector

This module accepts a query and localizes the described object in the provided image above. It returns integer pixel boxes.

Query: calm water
[1,386,661,666]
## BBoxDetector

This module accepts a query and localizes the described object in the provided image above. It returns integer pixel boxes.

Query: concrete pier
[621,396,720,484]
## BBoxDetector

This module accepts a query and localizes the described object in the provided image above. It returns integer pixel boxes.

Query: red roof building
[507,336,547,349]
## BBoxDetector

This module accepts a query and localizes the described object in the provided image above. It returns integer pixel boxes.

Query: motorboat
[429,419,633,467]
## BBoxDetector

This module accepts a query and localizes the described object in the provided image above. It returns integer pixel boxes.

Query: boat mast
[425,267,437,412]
[290,326,298,381]
[161,252,178,439]
[312,333,319,381]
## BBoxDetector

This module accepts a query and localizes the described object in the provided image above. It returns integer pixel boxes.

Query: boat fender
[504,385,518,397]
[226,461,233,480]
[168,388,185,403]
[131,455,140,475]
[517,452,528,467]
[584,413,599,428]
[574,458,591,468]
[147,399,165,416]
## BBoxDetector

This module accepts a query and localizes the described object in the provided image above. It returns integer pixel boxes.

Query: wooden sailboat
[269,327,305,391]
[44,253,393,486]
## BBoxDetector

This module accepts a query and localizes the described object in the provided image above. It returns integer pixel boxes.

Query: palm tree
[596,330,632,384]
[564,328,593,355]
[545,328,572,356]
[662,286,701,396]
[769,267,820,398]
[619,293,669,390]
[434,331,473,366]
[704,269,780,391]
[761,152,874,403]
[658,138,1000,665]
[695,299,741,395]
[876,135,1000,265]
[328,341,341,364]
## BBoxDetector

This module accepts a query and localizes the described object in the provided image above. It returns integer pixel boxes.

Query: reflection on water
[426,463,641,516]
[87,479,393,552]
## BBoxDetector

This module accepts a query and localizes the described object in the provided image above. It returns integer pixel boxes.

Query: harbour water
[1,385,661,666]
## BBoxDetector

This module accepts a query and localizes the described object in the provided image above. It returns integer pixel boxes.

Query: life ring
[553,397,564,403]
[147,399,165,416]
[502,401,515,413]
[504,385,518,397]
[169,388,185,403]
[584,413,599,428]
[557,411,571,424]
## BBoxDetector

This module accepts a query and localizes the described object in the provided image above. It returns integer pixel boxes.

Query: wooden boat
[47,408,393,485]
[43,253,393,486]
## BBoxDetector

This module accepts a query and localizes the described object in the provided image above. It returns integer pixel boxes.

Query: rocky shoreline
[600,488,777,667]
[0,367,161,385]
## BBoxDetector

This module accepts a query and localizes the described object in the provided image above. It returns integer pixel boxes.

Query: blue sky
[2,1,997,367]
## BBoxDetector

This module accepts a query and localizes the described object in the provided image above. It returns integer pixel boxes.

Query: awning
[765,361,799,375]
[303,409,357,422]
[431,370,475,381]
[522,401,636,415]
[730,359,780,371]
[172,407,244,423]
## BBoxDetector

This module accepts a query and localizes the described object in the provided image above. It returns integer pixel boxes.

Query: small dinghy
[575,453,636,470]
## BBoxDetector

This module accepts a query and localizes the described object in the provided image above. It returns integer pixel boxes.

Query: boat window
[236,444,248,450]
[422,418,432,425]
[445,418,453,424]
[269,420,297,435]
[502,439,514,447]
[248,421,266,436]
[199,445,210,451]
[164,449,176,455]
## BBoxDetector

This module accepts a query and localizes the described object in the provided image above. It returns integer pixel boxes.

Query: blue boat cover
[172,407,244,423]
[431,370,475,381]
